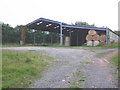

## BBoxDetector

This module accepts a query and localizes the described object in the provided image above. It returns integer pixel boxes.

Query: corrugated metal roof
[62,25,106,31]
[27,18,107,31]
[27,18,67,26]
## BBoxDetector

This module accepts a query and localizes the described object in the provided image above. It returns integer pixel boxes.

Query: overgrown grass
[110,53,120,81]
[2,50,52,88]
[110,53,120,68]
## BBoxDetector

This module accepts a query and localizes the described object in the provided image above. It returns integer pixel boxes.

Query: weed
[69,85,80,88]
[25,58,31,63]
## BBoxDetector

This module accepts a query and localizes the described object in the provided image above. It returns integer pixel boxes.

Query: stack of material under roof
[86,30,106,46]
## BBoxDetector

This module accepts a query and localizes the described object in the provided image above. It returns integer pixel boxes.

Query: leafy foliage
[2,24,17,44]
[72,21,95,27]
[114,31,120,36]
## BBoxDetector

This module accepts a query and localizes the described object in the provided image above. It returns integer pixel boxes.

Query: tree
[72,21,95,27]
[114,31,120,36]
[2,23,15,44]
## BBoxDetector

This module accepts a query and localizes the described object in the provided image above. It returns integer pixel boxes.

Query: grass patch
[69,85,80,88]
[45,43,120,50]
[2,43,120,50]
[2,50,52,88]
[69,65,85,88]
[110,53,120,81]
[105,43,120,48]
[71,43,120,50]
[96,51,112,58]
[2,44,35,47]
[1,43,63,47]
[110,53,120,68]
[1,44,68,48]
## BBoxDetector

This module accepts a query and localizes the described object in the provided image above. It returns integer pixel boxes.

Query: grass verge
[71,43,120,50]
[110,53,120,82]
[96,51,112,58]
[1,44,35,47]
[110,53,120,68]
[2,43,120,49]
[2,50,52,88]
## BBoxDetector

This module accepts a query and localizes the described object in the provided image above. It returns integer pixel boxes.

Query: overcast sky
[0,0,119,31]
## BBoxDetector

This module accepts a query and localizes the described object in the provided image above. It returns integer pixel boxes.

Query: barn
[20,18,119,46]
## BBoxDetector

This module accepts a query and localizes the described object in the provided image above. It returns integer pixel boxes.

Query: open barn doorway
[63,28,106,46]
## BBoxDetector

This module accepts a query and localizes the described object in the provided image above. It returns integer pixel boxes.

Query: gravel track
[1,47,118,88]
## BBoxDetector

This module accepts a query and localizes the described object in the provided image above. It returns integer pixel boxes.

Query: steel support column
[60,23,63,45]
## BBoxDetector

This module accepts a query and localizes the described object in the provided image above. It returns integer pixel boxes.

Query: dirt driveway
[1,47,118,88]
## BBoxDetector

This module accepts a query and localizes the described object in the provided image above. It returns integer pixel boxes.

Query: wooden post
[20,25,27,45]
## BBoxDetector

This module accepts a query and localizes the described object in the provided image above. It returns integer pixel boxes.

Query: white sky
[0,0,119,31]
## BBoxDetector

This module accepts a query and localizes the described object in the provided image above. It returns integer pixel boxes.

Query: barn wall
[108,30,120,43]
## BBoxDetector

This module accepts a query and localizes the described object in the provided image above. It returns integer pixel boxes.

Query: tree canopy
[72,21,95,27]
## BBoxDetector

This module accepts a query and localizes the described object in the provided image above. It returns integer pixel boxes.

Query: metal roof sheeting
[62,25,106,31]
[27,18,67,26]
[27,18,107,31]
